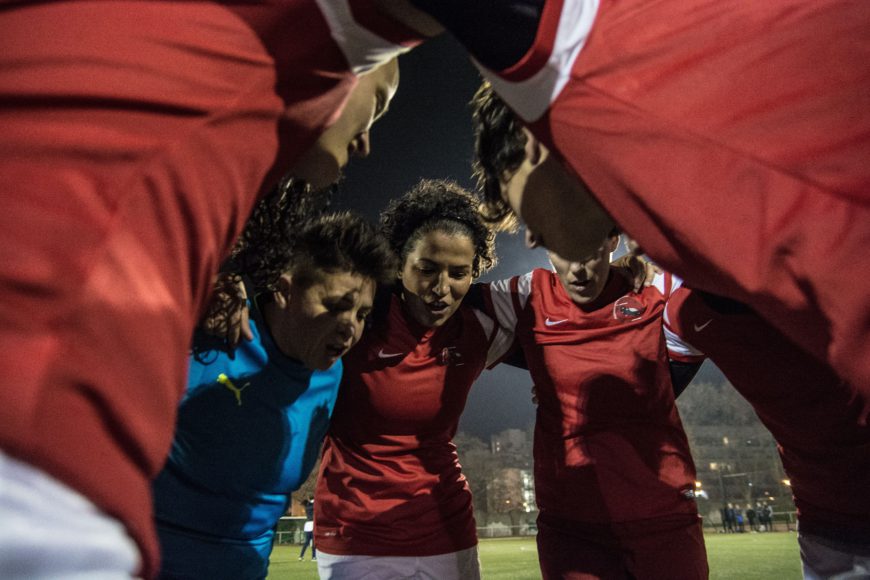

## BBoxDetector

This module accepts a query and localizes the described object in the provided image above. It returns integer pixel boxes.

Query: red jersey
[664,287,870,541]
[442,0,870,404]
[483,269,698,523]
[315,292,512,556]
[0,2,415,576]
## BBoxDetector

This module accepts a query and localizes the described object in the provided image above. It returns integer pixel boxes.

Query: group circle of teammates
[0,1,867,580]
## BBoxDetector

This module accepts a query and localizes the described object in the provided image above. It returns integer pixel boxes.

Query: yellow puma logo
[217,373,250,406]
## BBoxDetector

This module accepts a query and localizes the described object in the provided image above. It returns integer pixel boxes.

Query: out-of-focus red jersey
[665,287,870,542]
[0,2,416,576]
[424,0,870,405]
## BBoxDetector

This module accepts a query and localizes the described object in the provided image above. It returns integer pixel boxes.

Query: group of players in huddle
[154,88,869,580]
[1,1,868,579]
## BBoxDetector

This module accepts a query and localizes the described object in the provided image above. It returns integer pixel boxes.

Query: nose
[335,314,356,342]
[348,131,371,158]
[431,273,449,297]
[572,264,590,281]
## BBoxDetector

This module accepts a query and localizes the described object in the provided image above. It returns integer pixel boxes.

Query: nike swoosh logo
[545,318,569,327]
[693,319,713,332]
[378,349,404,359]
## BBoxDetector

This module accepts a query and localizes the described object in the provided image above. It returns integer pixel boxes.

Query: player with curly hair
[152,197,396,579]
[313,179,514,580]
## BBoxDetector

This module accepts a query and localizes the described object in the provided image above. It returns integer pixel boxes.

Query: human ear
[522,127,545,167]
[274,273,293,308]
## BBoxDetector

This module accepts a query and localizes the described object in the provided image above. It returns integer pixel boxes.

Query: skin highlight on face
[398,229,476,328]
[266,270,376,370]
[500,129,616,262]
[291,58,400,188]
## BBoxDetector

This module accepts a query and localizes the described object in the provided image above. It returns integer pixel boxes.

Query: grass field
[266,531,802,579]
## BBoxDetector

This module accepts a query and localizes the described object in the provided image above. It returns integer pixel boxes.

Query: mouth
[426,300,450,316]
[325,343,349,359]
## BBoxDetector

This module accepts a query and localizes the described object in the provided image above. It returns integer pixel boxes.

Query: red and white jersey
[482,268,697,523]
[664,287,870,540]
[314,292,513,556]
[0,3,417,576]
[452,0,870,404]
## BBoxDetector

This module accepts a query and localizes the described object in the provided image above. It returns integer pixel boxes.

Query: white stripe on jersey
[652,269,683,298]
[473,309,516,369]
[664,324,705,360]
[661,275,707,360]
[314,0,413,75]
[478,0,600,122]
[487,272,534,333]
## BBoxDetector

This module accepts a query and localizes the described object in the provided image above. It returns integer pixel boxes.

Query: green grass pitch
[266,532,802,579]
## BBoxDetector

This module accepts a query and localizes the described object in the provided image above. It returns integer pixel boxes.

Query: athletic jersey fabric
[314,290,511,557]
[153,296,342,579]
[664,287,870,545]
[482,269,698,523]
[0,2,413,576]
[413,0,870,405]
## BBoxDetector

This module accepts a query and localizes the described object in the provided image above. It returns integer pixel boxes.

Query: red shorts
[536,511,708,580]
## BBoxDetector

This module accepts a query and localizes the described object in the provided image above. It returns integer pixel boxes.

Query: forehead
[406,229,476,266]
[548,243,607,266]
[304,270,374,301]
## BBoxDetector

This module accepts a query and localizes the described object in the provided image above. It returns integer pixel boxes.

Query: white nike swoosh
[377,349,404,359]
[693,319,713,332]
[545,318,569,327]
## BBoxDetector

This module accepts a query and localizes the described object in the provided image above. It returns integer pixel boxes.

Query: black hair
[201,175,331,347]
[379,178,497,278]
[470,81,527,231]
[226,174,333,294]
[287,211,397,289]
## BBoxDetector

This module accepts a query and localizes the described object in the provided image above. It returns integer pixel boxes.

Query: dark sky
[332,36,724,440]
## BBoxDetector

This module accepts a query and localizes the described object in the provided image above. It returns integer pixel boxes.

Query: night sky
[332,35,724,440]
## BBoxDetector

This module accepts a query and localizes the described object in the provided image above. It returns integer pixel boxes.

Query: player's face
[399,229,476,328]
[271,270,375,370]
[548,235,619,306]
[500,135,615,263]
[291,59,399,188]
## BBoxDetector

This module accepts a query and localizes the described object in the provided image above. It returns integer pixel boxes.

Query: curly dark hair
[226,174,333,294]
[380,178,497,278]
[287,211,397,289]
[470,81,527,232]
[199,175,332,347]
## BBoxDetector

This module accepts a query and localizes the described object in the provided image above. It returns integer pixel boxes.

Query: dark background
[333,36,724,440]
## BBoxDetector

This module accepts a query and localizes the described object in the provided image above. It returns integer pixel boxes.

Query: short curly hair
[226,174,333,294]
[470,81,527,232]
[288,211,397,289]
[380,179,497,278]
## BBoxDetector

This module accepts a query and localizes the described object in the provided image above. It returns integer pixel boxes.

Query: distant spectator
[746,505,758,532]
[723,504,736,534]
[300,497,316,562]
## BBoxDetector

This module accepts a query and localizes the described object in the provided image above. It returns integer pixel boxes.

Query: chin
[311,360,332,371]
[569,293,592,305]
